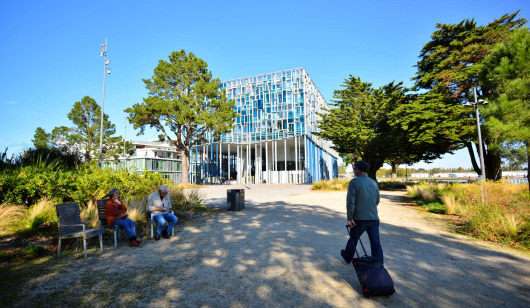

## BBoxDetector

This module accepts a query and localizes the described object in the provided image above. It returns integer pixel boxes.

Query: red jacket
[105,199,127,226]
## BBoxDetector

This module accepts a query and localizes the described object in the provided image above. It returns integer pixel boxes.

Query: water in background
[508,178,528,184]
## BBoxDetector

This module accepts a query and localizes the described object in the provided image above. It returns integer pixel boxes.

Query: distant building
[103,140,182,182]
[433,172,478,178]
[411,173,430,178]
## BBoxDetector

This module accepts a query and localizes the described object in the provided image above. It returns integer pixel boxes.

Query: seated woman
[147,185,178,240]
[105,188,142,247]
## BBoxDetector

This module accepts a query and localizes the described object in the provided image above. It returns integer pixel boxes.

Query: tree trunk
[363,158,384,182]
[180,146,190,184]
[465,141,502,181]
[391,161,398,180]
[466,141,481,175]
[484,143,502,181]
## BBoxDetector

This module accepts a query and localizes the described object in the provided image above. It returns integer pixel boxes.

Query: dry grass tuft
[117,196,148,223]
[0,203,25,235]
[80,199,99,227]
[18,199,57,234]
[440,193,459,215]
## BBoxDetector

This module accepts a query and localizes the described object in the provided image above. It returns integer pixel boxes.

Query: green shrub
[171,187,207,213]
[378,181,408,190]
[22,243,45,257]
[71,165,166,207]
[422,202,447,214]
[0,243,45,263]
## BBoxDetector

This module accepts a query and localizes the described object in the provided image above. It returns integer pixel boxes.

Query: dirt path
[9,188,530,307]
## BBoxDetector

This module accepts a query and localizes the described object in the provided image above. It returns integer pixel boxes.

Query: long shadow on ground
[8,194,530,307]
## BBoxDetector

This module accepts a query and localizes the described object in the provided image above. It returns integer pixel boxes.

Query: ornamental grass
[407,182,529,248]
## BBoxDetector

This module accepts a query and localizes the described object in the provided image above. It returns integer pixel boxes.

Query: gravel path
[11,186,530,307]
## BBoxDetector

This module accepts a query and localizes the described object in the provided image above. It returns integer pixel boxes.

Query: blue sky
[1,0,528,169]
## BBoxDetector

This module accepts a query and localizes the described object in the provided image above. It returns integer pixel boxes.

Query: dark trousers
[344,220,384,264]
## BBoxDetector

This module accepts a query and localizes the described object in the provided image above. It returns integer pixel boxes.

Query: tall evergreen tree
[125,50,236,183]
[67,96,119,162]
[413,11,527,180]
[32,96,120,162]
[32,127,50,149]
[480,28,530,189]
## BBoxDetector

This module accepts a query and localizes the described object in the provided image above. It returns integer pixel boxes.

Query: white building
[104,140,182,182]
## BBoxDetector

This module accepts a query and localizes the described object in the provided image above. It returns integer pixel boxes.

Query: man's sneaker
[154,233,161,241]
[162,230,171,239]
[341,249,351,264]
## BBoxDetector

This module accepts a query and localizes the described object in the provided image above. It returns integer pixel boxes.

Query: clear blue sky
[1,0,528,170]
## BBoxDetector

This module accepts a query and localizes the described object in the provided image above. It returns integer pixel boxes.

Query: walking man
[341,161,384,264]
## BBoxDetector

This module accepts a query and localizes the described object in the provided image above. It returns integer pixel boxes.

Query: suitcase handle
[346,225,368,258]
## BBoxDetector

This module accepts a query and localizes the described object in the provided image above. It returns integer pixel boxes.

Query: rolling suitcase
[347,226,395,298]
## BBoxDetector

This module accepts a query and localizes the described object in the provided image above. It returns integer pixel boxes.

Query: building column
[201,146,204,182]
[284,138,287,184]
[228,143,231,183]
[294,136,298,184]
[272,140,278,184]
[247,143,250,185]
[236,144,240,184]
[304,135,309,183]
[259,142,263,184]
[265,141,269,184]
[254,142,258,184]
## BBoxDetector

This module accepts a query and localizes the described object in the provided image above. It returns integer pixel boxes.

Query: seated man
[147,185,178,240]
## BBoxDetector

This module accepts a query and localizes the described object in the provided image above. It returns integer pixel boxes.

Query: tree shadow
[8,194,530,307]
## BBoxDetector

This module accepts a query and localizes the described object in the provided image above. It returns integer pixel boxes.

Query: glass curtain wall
[191,68,339,184]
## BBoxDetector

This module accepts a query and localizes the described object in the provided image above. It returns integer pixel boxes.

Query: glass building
[191,68,339,184]
[103,140,183,182]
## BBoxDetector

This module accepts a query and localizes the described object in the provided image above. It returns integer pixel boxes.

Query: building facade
[103,140,183,182]
[191,68,339,184]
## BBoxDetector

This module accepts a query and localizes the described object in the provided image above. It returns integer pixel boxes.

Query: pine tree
[125,50,236,183]
[413,12,527,180]
[480,28,530,189]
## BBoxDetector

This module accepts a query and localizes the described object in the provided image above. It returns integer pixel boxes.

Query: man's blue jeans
[112,218,136,239]
[153,213,178,235]
[344,220,384,264]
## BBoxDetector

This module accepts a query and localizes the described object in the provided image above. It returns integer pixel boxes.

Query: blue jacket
[346,174,380,221]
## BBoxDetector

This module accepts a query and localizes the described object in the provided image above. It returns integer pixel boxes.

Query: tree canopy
[32,127,51,149]
[316,76,463,180]
[125,50,236,183]
[67,96,120,162]
[479,27,530,188]
[32,96,123,162]
[413,11,527,180]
